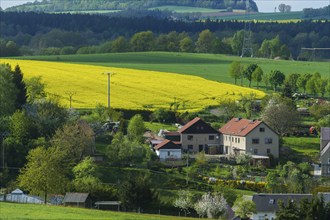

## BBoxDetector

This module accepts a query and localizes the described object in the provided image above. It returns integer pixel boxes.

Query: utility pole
[1,132,9,170]
[103,72,115,110]
[241,0,254,58]
[65,91,76,108]
[186,150,189,185]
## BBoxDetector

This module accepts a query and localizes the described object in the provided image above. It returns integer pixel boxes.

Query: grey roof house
[320,127,330,176]
[252,194,312,220]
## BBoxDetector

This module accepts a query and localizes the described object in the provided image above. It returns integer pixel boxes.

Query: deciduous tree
[261,96,300,136]
[127,114,145,142]
[228,61,243,85]
[72,157,102,194]
[233,199,256,220]
[130,31,154,52]
[194,193,227,219]
[18,146,68,203]
[174,190,193,216]
[269,70,285,91]
[252,66,263,89]
[196,29,214,53]
[25,76,46,103]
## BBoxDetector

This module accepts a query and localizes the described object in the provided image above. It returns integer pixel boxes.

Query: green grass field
[209,11,304,21]
[0,202,193,220]
[149,6,223,13]
[283,137,319,154]
[53,10,122,14]
[282,136,320,162]
[15,52,330,88]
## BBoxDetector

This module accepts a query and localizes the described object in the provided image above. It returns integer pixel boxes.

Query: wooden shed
[63,193,92,208]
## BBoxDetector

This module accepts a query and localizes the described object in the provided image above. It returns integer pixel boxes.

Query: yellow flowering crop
[1,59,264,111]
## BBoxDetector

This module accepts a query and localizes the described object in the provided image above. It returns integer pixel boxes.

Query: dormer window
[269,199,275,204]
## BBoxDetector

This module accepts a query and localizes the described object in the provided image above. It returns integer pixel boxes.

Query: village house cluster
[150,117,279,166]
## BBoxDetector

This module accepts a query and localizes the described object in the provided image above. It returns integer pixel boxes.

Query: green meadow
[149,6,223,13]
[0,202,193,220]
[14,52,330,87]
[210,11,305,21]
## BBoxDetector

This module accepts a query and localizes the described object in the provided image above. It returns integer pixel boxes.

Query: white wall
[156,149,182,161]
[252,212,276,220]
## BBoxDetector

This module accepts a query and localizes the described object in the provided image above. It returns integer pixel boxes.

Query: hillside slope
[6,0,258,12]
[0,58,265,110]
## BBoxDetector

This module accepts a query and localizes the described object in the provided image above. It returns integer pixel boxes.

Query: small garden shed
[63,193,92,208]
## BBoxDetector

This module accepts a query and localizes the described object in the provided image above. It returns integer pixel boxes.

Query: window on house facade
[238,138,240,143]
[259,127,265,132]
[188,135,193,141]
[328,167,330,173]
[265,138,273,144]
[168,151,171,156]
[254,149,258,154]
[252,138,259,144]
[188,145,193,150]
[209,135,214,140]
[267,149,271,154]
[328,158,330,164]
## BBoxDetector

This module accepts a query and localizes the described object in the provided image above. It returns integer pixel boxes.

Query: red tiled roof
[178,117,201,133]
[154,139,181,150]
[164,131,180,136]
[178,117,219,134]
[219,118,263,137]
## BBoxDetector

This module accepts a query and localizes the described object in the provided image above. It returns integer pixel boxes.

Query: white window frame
[265,138,273,144]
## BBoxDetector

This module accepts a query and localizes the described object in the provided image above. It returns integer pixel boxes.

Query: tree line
[5,0,258,12]
[0,11,329,59]
[228,61,330,97]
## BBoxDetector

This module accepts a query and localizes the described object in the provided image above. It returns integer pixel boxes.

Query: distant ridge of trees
[0,11,329,59]
[5,0,258,12]
[303,5,330,19]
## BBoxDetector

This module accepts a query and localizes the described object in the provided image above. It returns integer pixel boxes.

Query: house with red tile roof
[179,117,222,153]
[219,118,279,158]
[154,139,182,161]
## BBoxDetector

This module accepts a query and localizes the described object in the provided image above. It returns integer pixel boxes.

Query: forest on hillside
[1,11,329,59]
[4,0,258,12]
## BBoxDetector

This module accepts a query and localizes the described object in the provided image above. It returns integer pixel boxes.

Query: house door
[219,146,224,154]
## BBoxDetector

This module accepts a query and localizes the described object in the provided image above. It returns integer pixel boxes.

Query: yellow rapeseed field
[0,59,265,111]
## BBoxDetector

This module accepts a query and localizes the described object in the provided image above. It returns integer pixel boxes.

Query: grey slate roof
[252,194,312,212]
[321,127,330,141]
[63,193,89,203]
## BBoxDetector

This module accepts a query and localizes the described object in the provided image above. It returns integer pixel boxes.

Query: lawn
[149,6,223,13]
[283,137,319,154]
[282,136,320,162]
[11,52,330,88]
[145,122,177,133]
[0,202,193,220]
[208,11,304,21]
[0,58,264,111]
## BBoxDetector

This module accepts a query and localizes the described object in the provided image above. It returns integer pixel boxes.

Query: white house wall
[252,212,275,220]
[246,123,279,158]
[156,149,182,161]
[222,123,279,158]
